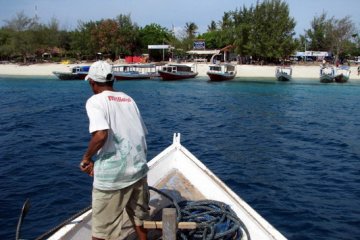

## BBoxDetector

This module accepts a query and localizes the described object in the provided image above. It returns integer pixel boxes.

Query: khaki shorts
[92,177,150,239]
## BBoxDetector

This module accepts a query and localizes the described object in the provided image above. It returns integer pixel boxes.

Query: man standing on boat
[80,60,149,240]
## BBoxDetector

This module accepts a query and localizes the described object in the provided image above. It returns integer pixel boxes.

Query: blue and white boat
[275,66,292,81]
[112,64,160,80]
[334,65,351,83]
[320,65,335,83]
[207,63,237,81]
[53,65,90,80]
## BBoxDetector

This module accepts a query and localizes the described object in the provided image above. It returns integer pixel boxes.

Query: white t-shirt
[85,90,148,190]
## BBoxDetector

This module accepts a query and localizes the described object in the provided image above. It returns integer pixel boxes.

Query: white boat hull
[46,133,287,240]
[275,67,292,81]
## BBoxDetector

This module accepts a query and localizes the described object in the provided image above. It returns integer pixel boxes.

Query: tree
[139,23,174,61]
[250,0,296,62]
[217,11,235,48]
[304,13,356,62]
[200,30,221,49]
[115,14,140,56]
[70,14,140,60]
[179,22,199,51]
[92,19,120,56]
[139,24,173,51]
[71,21,98,59]
[0,28,13,60]
[330,16,356,61]
[230,5,255,56]
[207,21,217,32]
[350,33,360,56]
[184,22,198,39]
[4,11,38,31]
[3,11,40,63]
[305,13,332,51]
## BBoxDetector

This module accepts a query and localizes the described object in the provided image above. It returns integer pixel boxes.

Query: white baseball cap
[85,61,114,82]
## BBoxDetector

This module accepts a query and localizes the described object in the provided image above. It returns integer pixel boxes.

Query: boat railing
[113,64,158,74]
[335,67,351,77]
[227,65,235,72]
[209,66,222,72]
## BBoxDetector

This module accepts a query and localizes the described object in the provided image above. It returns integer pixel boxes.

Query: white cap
[85,61,114,82]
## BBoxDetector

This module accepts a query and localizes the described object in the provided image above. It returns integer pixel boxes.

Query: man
[80,60,149,240]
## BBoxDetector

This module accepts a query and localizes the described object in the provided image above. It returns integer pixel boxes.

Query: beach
[0,62,359,80]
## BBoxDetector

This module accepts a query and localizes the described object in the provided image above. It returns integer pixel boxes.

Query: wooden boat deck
[155,169,205,201]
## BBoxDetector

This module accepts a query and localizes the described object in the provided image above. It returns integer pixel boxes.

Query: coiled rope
[149,186,251,240]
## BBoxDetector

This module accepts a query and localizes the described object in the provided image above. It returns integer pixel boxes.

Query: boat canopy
[164,64,193,72]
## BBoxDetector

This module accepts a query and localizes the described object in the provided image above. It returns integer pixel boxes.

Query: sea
[0,76,359,240]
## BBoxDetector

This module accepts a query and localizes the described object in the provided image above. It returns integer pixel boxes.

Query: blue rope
[149,187,250,240]
[175,200,249,240]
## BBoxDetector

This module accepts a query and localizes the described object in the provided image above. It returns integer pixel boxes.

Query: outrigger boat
[275,66,292,81]
[112,64,160,80]
[52,65,90,80]
[158,64,198,80]
[334,65,351,83]
[21,133,286,240]
[320,65,335,83]
[207,63,237,81]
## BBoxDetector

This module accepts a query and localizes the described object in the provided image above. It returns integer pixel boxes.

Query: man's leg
[92,237,105,240]
[135,225,147,240]
[127,178,150,240]
[92,188,128,240]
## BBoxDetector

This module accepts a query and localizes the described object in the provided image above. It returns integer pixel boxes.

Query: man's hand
[80,159,94,176]
[80,130,108,177]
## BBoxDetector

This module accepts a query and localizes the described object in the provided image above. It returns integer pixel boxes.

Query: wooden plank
[162,208,176,240]
[143,221,197,229]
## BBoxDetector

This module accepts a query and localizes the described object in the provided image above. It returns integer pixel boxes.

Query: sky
[0,0,359,37]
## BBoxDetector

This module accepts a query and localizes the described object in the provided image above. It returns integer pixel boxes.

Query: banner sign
[193,40,205,50]
[148,45,170,49]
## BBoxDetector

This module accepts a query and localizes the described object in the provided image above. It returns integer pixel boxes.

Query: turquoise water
[0,77,359,240]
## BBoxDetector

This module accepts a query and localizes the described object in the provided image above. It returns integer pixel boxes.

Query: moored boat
[207,63,237,81]
[158,64,198,80]
[275,66,292,81]
[334,65,351,83]
[112,64,160,80]
[34,133,287,240]
[320,65,335,83]
[53,66,90,80]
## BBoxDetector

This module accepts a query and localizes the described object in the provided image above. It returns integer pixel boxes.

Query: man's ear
[106,73,113,80]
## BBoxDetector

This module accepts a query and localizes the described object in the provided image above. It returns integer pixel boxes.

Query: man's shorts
[92,177,150,239]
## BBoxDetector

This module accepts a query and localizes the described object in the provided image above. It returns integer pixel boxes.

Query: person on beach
[80,60,149,240]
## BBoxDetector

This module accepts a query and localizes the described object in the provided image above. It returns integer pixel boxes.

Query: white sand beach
[0,62,359,80]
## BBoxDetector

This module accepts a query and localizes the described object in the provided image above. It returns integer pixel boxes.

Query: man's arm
[80,130,108,176]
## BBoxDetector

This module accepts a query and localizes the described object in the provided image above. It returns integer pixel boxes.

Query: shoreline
[0,62,359,80]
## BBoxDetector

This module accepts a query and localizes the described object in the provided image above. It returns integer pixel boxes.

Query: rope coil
[149,186,251,240]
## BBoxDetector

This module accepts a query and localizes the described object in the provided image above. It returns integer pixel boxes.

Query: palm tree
[185,22,198,39]
[208,21,217,32]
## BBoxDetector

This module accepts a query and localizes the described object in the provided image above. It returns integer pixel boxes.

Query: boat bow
[42,133,287,240]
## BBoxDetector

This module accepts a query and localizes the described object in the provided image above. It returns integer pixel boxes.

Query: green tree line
[0,0,359,64]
